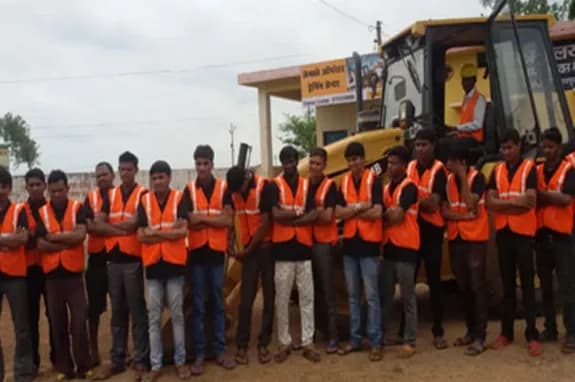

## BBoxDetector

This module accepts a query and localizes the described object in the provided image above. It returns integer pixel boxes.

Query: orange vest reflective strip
[536,161,574,234]
[312,177,338,244]
[446,169,489,242]
[187,178,228,252]
[232,176,271,246]
[272,176,313,246]
[23,202,40,267]
[494,160,537,236]
[39,200,85,274]
[105,184,146,257]
[407,160,445,228]
[140,190,187,267]
[0,203,27,277]
[457,90,484,142]
[341,169,383,243]
[383,178,419,250]
[87,189,106,254]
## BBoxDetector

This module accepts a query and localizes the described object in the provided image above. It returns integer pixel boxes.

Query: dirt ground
[2,286,575,382]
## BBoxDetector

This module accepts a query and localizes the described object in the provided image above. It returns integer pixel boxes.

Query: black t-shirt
[183,176,233,266]
[101,184,147,264]
[0,201,28,280]
[537,163,575,241]
[269,175,315,262]
[309,177,339,209]
[384,177,419,262]
[36,200,87,279]
[417,161,447,201]
[137,190,189,280]
[25,197,46,252]
[338,174,383,258]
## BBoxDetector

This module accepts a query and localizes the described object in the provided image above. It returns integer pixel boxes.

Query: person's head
[47,170,69,206]
[25,168,46,201]
[226,166,250,194]
[499,128,522,163]
[386,146,410,180]
[149,160,171,194]
[461,63,478,94]
[414,128,436,163]
[344,142,366,176]
[542,127,563,163]
[118,151,138,186]
[0,167,12,202]
[309,147,327,178]
[446,141,469,173]
[95,161,114,190]
[279,146,299,177]
[194,145,214,181]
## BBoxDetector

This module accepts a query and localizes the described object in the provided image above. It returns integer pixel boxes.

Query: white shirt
[456,87,487,133]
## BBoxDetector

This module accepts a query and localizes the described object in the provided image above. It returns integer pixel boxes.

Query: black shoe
[540,329,558,343]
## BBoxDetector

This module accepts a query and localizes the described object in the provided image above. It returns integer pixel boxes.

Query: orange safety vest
[140,190,187,267]
[536,161,574,235]
[187,178,228,252]
[231,175,271,247]
[446,169,489,242]
[312,177,338,244]
[457,89,484,142]
[341,169,383,243]
[86,189,106,254]
[383,177,420,250]
[493,160,537,237]
[407,160,446,228]
[23,201,41,267]
[105,184,146,257]
[0,203,27,277]
[39,200,85,274]
[272,175,313,246]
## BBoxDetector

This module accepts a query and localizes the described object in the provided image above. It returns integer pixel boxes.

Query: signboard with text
[554,41,575,90]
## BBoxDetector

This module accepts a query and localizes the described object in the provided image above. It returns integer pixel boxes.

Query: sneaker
[55,373,74,381]
[77,369,94,379]
[528,341,543,357]
[398,344,416,359]
[488,335,512,350]
[562,336,575,354]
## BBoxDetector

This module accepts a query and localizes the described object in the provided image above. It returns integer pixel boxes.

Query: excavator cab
[379,0,573,163]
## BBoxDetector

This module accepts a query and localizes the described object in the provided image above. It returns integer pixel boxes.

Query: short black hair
[542,127,563,145]
[499,128,521,145]
[387,145,410,164]
[96,161,114,174]
[447,140,469,163]
[48,170,68,186]
[279,146,299,163]
[194,145,214,161]
[226,166,247,193]
[309,147,327,162]
[25,168,45,184]
[0,167,12,188]
[149,160,171,176]
[415,128,436,144]
[344,142,365,159]
[119,151,139,168]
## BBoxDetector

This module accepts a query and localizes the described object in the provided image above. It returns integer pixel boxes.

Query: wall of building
[315,99,379,146]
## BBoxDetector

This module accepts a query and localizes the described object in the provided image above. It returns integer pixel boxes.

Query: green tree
[0,113,40,169]
[480,0,574,20]
[278,113,316,158]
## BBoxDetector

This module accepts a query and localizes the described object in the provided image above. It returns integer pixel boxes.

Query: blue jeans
[343,255,382,347]
[190,264,225,360]
[147,276,185,371]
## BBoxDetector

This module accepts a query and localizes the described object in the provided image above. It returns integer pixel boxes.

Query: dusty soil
[1,286,574,382]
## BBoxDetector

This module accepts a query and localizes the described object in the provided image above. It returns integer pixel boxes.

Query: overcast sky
[0,0,486,174]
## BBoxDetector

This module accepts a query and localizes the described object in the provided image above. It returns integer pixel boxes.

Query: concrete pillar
[258,89,273,176]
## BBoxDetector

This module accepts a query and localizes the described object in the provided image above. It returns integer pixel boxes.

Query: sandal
[369,347,383,362]
[190,360,204,376]
[488,335,512,350]
[302,346,321,363]
[453,335,473,347]
[258,346,272,364]
[235,348,249,365]
[464,341,486,356]
[337,343,362,356]
[398,344,416,359]
[528,341,543,357]
[216,353,237,370]
[326,340,338,354]
[274,345,291,363]
[433,336,449,350]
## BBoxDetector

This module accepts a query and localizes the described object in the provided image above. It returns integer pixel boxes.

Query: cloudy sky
[0,0,486,173]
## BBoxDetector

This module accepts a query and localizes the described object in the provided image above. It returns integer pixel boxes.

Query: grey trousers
[381,258,417,346]
[312,243,338,342]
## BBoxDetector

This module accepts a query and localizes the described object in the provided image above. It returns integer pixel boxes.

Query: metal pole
[375,20,382,47]
[229,123,236,166]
